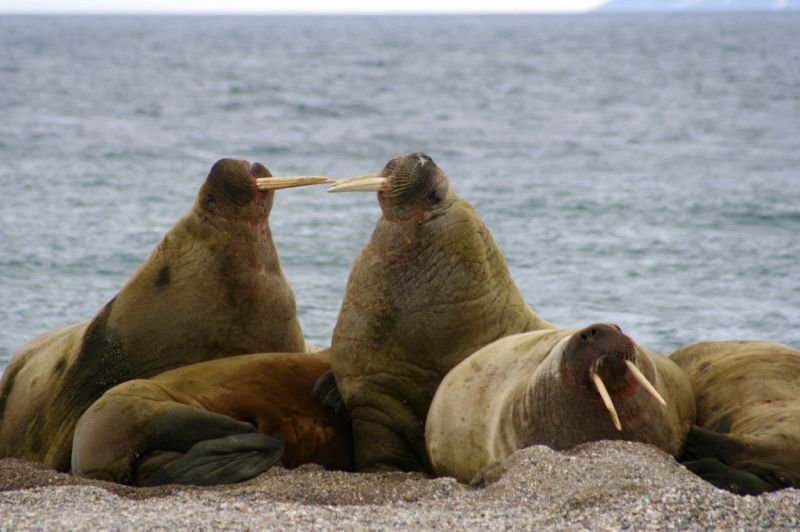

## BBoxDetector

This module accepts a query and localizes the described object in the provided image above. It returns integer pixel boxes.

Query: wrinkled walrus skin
[329,153,554,473]
[426,324,695,484]
[671,340,800,494]
[71,350,352,486]
[0,159,309,471]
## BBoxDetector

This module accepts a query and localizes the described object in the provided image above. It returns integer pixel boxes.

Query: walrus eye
[428,189,442,204]
[203,193,217,207]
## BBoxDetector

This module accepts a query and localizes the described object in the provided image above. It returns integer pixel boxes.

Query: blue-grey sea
[1,14,798,372]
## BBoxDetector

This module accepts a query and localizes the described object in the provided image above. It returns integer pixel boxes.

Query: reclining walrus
[71,349,352,486]
[426,324,696,484]
[672,340,800,494]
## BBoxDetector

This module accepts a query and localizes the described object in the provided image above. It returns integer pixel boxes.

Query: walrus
[426,324,696,484]
[71,349,352,486]
[0,159,332,471]
[671,340,800,494]
[326,152,554,473]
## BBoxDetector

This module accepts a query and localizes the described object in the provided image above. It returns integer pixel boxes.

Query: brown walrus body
[0,159,310,470]
[426,324,696,484]
[671,340,800,494]
[71,350,352,486]
[329,153,554,473]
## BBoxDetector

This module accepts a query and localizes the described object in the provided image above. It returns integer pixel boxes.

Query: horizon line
[1,9,797,15]
[0,10,595,15]
[0,4,800,16]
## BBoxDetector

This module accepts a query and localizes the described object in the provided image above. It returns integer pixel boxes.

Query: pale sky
[0,0,609,14]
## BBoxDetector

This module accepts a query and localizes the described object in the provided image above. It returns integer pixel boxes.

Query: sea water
[1,13,798,371]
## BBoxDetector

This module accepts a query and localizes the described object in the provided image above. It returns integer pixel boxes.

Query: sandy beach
[2,440,798,530]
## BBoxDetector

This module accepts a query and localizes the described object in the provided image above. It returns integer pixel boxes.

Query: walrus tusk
[327,173,388,193]
[256,176,336,190]
[625,361,667,407]
[591,372,622,432]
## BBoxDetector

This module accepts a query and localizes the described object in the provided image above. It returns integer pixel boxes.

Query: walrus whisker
[328,173,387,193]
[384,175,417,199]
[256,176,336,190]
[591,372,622,432]
[625,361,667,407]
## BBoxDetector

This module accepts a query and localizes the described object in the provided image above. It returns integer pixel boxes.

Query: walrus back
[0,321,88,466]
[671,341,799,437]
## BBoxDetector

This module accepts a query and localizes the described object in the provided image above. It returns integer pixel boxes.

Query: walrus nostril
[564,323,637,385]
[581,324,620,343]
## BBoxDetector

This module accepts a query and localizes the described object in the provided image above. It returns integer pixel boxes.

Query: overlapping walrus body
[426,324,696,484]
[0,159,331,471]
[72,350,352,486]
[327,153,554,473]
[671,340,800,494]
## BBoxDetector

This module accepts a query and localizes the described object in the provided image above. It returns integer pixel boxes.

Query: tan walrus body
[671,340,800,494]
[72,349,352,486]
[0,159,322,470]
[427,324,695,484]
[329,153,553,472]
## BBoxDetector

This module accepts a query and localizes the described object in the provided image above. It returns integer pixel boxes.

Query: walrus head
[559,323,667,432]
[198,158,334,223]
[328,152,453,222]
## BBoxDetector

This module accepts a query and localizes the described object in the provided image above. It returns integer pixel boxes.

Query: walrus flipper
[313,369,348,419]
[681,426,787,494]
[682,458,774,495]
[145,433,285,486]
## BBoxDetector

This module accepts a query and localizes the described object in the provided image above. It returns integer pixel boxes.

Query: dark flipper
[681,425,743,464]
[680,425,786,494]
[145,433,285,486]
[313,369,349,419]
[682,458,773,495]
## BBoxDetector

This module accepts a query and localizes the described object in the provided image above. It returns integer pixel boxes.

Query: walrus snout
[563,324,668,432]
[327,152,450,218]
[563,323,636,387]
[249,162,271,178]
[204,158,260,209]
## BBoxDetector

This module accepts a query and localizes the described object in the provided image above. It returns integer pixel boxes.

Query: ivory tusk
[625,360,667,407]
[256,176,336,190]
[327,173,388,193]
[591,372,622,432]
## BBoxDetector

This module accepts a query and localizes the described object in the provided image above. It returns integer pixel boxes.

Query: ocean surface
[1,13,798,372]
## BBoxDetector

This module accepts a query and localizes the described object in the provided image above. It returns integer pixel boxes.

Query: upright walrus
[72,350,352,486]
[426,324,696,484]
[0,159,332,471]
[671,340,800,494]
[327,153,554,472]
